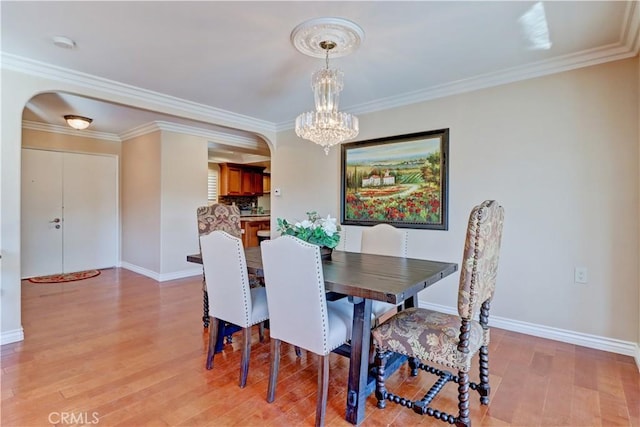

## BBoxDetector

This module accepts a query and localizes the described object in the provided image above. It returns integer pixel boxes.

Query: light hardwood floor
[2,268,638,426]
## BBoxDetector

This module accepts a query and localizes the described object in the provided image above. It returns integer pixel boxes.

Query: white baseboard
[158,269,202,282]
[1,328,24,345]
[120,262,201,282]
[419,301,639,361]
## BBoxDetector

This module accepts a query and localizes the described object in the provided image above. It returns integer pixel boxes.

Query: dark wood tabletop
[188,248,457,306]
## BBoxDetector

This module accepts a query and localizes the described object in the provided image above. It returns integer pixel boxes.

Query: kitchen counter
[239,214,270,221]
[239,216,270,247]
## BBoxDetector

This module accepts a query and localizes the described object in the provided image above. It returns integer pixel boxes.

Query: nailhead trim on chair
[224,231,252,327]
[282,236,332,354]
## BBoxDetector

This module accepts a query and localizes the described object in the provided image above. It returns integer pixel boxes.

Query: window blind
[208,168,218,202]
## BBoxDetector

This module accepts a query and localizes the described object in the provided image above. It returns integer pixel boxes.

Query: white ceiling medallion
[291,17,364,155]
[290,17,364,59]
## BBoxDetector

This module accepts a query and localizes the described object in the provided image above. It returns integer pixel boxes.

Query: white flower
[298,219,314,229]
[321,216,338,235]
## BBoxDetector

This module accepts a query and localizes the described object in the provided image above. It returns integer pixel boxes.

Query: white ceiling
[2,1,638,156]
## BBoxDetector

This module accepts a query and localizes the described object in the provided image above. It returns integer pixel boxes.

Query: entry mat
[28,269,101,284]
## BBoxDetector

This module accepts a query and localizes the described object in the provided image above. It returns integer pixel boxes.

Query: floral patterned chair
[371,200,505,427]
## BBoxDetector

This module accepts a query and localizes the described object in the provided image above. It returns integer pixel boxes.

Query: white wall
[121,132,162,273]
[121,130,208,279]
[1,69,47,343]
[159,131,207,276]
[273,58,639,345]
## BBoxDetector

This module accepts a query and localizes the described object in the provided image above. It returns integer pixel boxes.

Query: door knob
[50,218,61,223]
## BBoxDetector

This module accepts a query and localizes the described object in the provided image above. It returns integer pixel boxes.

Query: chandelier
[292,18,364,155]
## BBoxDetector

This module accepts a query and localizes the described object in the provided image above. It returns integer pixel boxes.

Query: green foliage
[421,152,441,186]
[276,211,341,249]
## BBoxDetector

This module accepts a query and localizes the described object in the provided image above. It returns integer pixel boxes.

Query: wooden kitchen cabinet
[241,170,253,195]
[251,171,263,195]
[219,163,243,195]
[262,173,271,193]
[241,219,270,247]
[219,163,265,196]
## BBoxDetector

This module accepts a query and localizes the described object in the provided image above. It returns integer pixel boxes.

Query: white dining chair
[200,230,269,388]
[361,224,408,320]
[261,235,354,427]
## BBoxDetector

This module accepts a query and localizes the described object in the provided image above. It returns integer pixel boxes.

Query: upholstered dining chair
[200,230,269,388]
[261,236,354,427]
[361,224,408,321]
[197,204,243,328]
[371,200,505,427]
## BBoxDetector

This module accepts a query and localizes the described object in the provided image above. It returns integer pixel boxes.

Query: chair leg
[374,349,388,409]
[202,288,210,328]
[239,327,251,388]
[457,370,471,427]
[267,338,281,403]
[408,357,420,376]
[259,322,265,343]
[206,317,219,370]
[478,344,490,404]
[316,354,329,427]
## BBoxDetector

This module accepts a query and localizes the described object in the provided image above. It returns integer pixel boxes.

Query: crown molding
[22,118,269,153]
[276,9,640,132]
[22,120,121,142]
[348,41,635,116]
[2,53,277,135]
[121,120,267,151]
[622,0,640,54]
[154,121,265,149]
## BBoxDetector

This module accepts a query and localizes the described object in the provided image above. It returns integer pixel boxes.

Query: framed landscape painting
[340,129,449,230]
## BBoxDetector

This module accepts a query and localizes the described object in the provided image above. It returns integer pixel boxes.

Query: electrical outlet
[574,267,588,284]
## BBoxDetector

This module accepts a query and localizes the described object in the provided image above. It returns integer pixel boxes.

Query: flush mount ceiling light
[292,17,364,155]
[64,115,93,130]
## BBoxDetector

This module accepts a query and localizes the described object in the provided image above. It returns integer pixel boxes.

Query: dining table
[187,247,457,425]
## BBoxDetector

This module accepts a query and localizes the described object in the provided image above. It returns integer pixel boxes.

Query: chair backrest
[200,230,252,327]
[361,223,407,257]
[458,200,505,320]
[261,235,331,355]
[197,204,241,239]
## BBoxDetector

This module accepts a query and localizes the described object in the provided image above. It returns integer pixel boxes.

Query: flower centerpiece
[276,211,341,257]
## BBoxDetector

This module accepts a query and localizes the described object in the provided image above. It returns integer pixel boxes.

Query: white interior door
[21,149,64,278]
[63,152,118,272]
[21,149,118,278]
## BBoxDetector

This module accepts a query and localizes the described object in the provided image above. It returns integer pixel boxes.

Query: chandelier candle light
[292,18,363,155]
